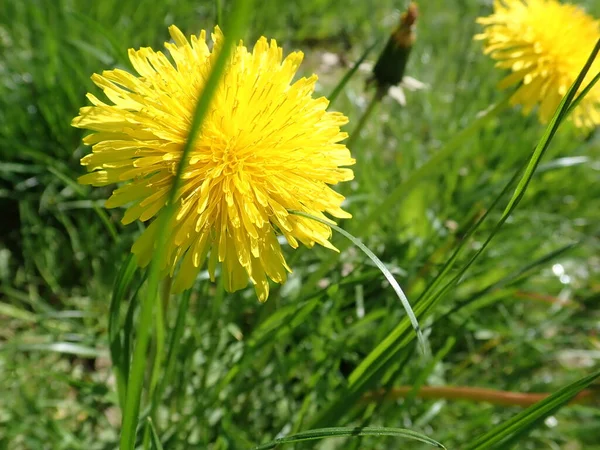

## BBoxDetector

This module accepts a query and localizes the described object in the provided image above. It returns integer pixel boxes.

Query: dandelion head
[72,26,355,301]
[476,0,600,128]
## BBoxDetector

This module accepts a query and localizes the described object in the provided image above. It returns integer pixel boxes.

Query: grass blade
[310,38,600,431]
[153,289,191,407]
[119,3,253,448]
[290,210,427,355]
[146,418,164,450]
[502,39,599,217]
[464,370,600,450]
[252,426,446,450]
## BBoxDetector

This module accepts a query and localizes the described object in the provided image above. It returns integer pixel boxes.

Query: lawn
[1,0,599,449]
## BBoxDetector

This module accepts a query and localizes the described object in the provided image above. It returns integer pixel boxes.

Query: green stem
[216,0,223,25]
[345,88,384,150]
[148,277,171,412]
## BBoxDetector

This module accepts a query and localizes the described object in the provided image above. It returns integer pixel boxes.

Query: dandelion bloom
[476,0,600,128]
[72,26,355,301]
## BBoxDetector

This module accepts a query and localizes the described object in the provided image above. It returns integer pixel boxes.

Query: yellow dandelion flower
[72,26,355,301]
[476,0,600,128]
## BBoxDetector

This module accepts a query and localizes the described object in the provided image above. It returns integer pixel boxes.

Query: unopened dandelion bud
[371,2,418,95]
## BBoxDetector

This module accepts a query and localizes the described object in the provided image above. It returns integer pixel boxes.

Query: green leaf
[5,342,107,358]
[146,418,164,450]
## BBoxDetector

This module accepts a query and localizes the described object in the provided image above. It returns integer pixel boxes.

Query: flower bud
[371,3,418,94]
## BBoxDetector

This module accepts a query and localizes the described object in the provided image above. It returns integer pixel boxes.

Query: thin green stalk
[345,88,384,150]
[148,278,171,402]
[118,3,252,449]
[216,0,223,25]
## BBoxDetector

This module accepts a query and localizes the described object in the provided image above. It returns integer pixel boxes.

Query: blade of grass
[119,3,252,448]
[566,70,600,117]
[464,370,600,450]
[153,289,191,409]
[251,426,446,450]
[362,37,600,377]
[421,39,600,322]
[289,210,427,356]
[146,418,164,450]
[502,39,599,216]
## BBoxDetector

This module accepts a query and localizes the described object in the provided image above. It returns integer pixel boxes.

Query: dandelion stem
[362,386,595,407]
[345,88,385,150]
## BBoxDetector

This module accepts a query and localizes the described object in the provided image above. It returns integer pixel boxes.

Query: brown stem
[362,385,596,407]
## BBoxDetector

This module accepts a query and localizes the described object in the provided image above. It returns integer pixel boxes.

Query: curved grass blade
[464,370,600,450]
[119,3,253,449]
[251,426,445,450]
[289,210,427,356]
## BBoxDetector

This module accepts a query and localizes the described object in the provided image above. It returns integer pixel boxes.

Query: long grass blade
[464,370,600,450]
[252,426,446,450]
[119,3,253,449]
[309,38,600,431]
[290,210,427,355]
[109,254,138,408]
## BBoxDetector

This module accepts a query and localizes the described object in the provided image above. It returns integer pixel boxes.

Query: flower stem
[345,88,385,150]
[362,385,595,407]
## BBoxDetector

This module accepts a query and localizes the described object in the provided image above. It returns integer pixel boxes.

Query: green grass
[1,0,600,449]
